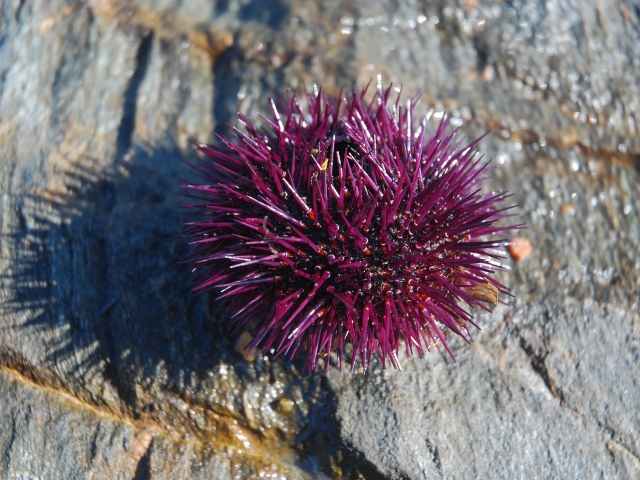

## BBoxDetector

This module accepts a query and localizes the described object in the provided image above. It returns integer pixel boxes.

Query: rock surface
[0,0,639,478]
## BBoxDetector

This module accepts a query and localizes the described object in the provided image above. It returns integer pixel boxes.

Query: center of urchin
[180,85,517,374]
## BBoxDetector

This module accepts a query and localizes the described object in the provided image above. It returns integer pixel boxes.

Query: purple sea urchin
[180,83,518,373]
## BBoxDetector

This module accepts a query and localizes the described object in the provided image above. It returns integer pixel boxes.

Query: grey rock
[0,0,639,478]
[0,370,140,479]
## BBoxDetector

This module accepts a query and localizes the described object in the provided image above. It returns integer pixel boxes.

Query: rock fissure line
[606,436,640,470]
[0,365,305,474]
[4,415,18,467]
[115,29,153,161]
[518,336,564,402]
[0,365,134,424]
[515,331,640,468]
[131,438,152,480]
[14,0,26,22]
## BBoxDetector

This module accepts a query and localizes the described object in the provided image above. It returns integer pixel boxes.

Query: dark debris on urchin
[179,83,519,374]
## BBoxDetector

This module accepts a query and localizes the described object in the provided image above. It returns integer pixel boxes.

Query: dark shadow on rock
[212,44,244,139]
[0,141,223,392]
[0,133,378,476]
[0,156,114,392]
[133,447,152,480]
[238,0,290,29]
[294,375,391,480]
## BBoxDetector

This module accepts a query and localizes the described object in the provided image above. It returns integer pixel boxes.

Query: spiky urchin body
[181,84,517,373]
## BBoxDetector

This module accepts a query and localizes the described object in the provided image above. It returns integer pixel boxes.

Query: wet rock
[0,0,638,478]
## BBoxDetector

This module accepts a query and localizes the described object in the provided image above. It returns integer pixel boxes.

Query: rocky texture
[0,0,638,478]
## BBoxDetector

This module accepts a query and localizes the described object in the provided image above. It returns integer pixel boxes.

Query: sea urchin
[180,83,518,373]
